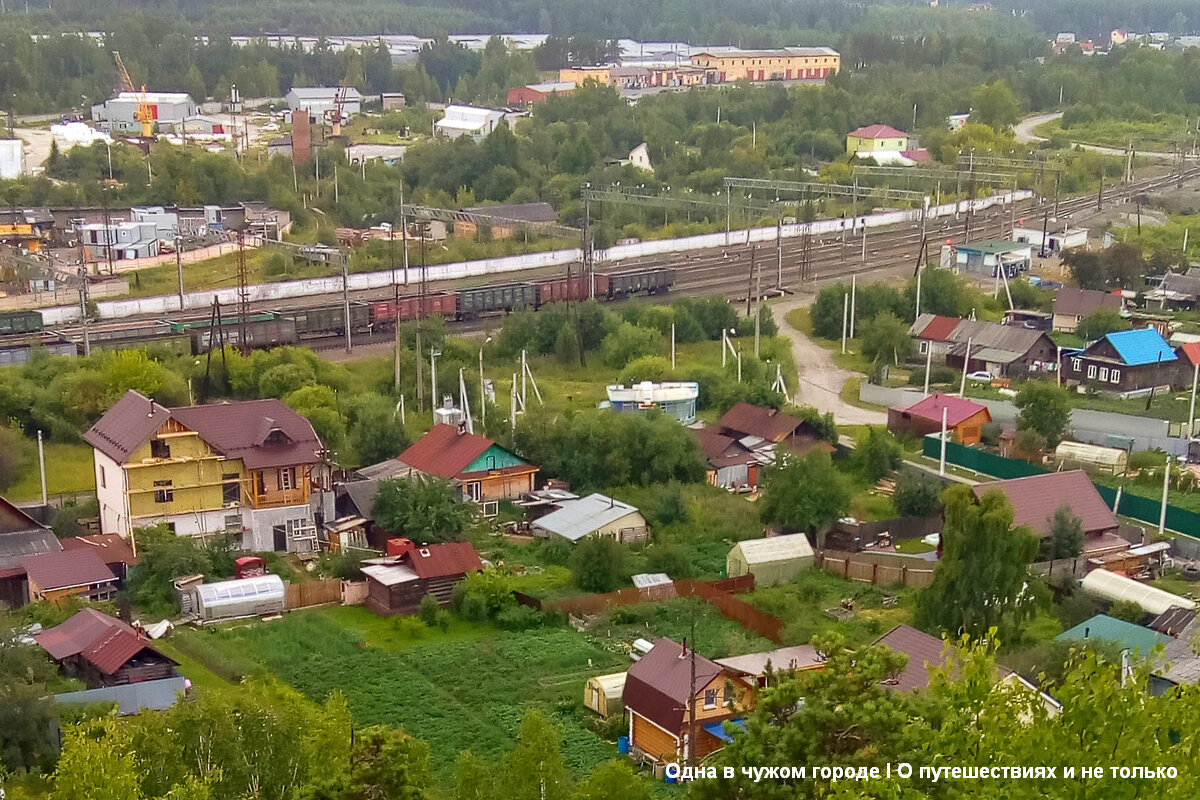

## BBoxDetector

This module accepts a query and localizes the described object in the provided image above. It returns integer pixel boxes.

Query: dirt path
[1014,111,1176,158]
[774,295,886,426]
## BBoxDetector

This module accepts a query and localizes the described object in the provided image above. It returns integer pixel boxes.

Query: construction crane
[326,85,348,137]
[112,51,155,138]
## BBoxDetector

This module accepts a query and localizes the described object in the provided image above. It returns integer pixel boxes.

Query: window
[278,467,295,491]
[1087,365,1097,379]
[165,522,176,534]
[919,341,930,355]
[222,473,241,504]
[1111,369,1121,383]
[466,481,482,502]
[150,439,170,459]
[1071,358,1082,372]
[153,480,173,503]
[704,689,718,709]
[1099,367,1109,382]
[224,514,241,532]
[99,466,106,489]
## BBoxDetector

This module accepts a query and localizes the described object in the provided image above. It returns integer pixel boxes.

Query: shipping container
[457,282,537,318]
[369,292,458,326]
[0,310,44,336]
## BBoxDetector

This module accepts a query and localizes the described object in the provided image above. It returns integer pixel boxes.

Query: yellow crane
[112,50,155,138]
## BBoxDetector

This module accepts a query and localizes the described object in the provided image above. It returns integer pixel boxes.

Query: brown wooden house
[888,394,992,444]
[1063,328,1182,393]
[33,608,178,688]
[0,497,60,609]
[362,541,483,616]
[22,549,118,605]
[622,637,757,764]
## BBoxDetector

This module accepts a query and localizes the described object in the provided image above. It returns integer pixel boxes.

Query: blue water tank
[617,736,629,754]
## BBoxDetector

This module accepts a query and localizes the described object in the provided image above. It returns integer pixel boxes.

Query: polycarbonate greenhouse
[1080,569,1196,616]
[193,574,286,621]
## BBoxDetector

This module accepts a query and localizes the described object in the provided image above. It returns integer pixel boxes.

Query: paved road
[1014,111,1178,158]
[773,295,886,426]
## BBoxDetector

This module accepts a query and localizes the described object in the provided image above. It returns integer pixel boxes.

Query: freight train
[0,266,676,359]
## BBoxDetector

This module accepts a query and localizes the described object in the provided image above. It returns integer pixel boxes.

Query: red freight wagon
[369,292,458,324]
[536,273,610,305]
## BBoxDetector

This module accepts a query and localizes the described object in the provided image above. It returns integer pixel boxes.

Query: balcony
[247,486,309,509]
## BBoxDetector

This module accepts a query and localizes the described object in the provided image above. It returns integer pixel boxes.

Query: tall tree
[916,485,1040,642]
[497,710,570,800]
[758,450,850,534]
[371,476,472,543]
[1014,381,1071,449]
[1044,505,1084,561]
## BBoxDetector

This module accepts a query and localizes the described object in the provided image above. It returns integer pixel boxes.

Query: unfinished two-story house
[85,390,332,552]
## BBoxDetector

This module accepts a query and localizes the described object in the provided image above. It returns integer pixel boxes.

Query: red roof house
[623,638,757,763]
[971,470,1125,555]
[716,403,832,453]
[394,423,538,502]
[60,534,139,581]
[848,124,910,140]
[888,394,992,444]
[361,541,483,616]
[22,549,118,604]
[33,608,177,688]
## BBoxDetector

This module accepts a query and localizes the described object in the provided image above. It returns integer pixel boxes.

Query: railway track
[47,164,1200,344]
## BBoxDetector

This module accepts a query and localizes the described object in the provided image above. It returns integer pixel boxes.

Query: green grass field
[166,607,628,784]
[6,442,95,502]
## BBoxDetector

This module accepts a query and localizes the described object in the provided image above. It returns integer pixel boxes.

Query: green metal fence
[922,435,1200,537]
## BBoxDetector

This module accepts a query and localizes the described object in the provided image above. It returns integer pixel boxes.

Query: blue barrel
[665,770,677,784]
[617,736,630,754]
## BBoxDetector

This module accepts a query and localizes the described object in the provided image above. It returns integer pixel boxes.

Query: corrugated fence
[922,435,1200,536]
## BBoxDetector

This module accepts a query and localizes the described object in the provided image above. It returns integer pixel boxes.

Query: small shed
[726,533,814,587]
[191,574,286,622]
[584,672,626,718]
[1053,441,1128,477]
[1080,569,1197,616]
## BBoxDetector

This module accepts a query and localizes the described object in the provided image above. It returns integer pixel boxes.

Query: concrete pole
[841,292,849,355]
[37,430,46,506]
[671,322,676,370]
[1159,454,1172,537]
[722,330,727,367]
[861,225,867,263]
[915,265,922,320]
[175,236,185,311]
[958,337,973,395]
[923,347,932,396]
[430,350,439,422]
[521,350,528,409]
[850,274,857,339]
[1190,362,1199,438]
[341,258,352,353]
[400,394,405,425]
[939,407,948,477]
[510,372,518,443]
[479,345,487,428]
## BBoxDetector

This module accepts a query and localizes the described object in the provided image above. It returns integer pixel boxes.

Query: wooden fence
[541,574,783,643]
[816,549,936,589]
[825,514,943,552]
[285,578,345,610]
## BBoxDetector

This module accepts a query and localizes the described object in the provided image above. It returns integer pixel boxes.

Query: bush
[393,616,427,639]
[419,593,440,626]
[893,468,944,517]
[1108,599,1146,624]
[907,366,959,387]
[645,543,694,578]
[495,605,543,631]
[980,422,1003,447]
[538,536,573,566]
[570,536,627,593]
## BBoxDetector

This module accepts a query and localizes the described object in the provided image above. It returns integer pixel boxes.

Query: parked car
[966,371,995,382]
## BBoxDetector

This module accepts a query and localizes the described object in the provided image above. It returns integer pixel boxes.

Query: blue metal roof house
[1062,327,1183,394]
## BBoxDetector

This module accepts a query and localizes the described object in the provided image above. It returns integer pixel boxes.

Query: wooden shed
[584,672,626,718]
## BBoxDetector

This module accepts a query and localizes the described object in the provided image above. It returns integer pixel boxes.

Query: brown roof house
[943,320,1058,379]
[888,393,992,445]
[622,637,757,764]
[361,540,483,616]
[1052,288,1123,333]
[389,423,538,504]
[700,403,833,489]
[971,470,1127,557]
[0,496,60,608]
[34,608,178,688]
[22,549,118,605]
[60,534,139,581]
[84,390,332,552]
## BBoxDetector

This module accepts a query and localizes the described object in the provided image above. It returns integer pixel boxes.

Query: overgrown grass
[7,442,95,502]
[1036,115,1190,150]
[592,596,774,659]
[745,569,914,648]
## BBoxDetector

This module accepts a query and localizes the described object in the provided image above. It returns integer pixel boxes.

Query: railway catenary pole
[175,236,185,311]
[341,254,352,353]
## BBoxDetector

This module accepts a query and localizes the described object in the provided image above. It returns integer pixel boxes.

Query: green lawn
[7,442,95,502]
[165,608,629,785]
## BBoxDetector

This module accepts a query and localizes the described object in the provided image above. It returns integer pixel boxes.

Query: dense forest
[1,0,1198,40]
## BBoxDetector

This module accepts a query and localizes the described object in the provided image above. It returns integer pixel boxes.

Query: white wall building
[0,139,24,179]
[92,92,199,134]
[79,221,161,261]
[435,105,508,141]
[285,87,364,118]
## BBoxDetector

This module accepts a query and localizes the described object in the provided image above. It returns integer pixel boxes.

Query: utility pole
[775,219,782,290]
[958,337,973,395]
[745,245,756,317]
[841,292,849,355]
[37,430,46,506]
[670,323,676,370]
[939,406,948,476]
[850,274,857,339]
[78,281,91,356]
[754,267,761,359]
[175,235,185,311]
[236,230,250,355]
[687,619,697,769]
[430,349,441,420]
[341,255,351,353]
[1189,361,1199,439]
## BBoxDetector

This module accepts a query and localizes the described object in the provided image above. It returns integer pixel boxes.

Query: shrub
[538,536,573,566]
[645,543,694,578]
[893,468,945,517]
[1108,599,1146,624]
[495,605,543,631]
[570,536,627,593]
[908,366,960,386]
[419,593,440,626]
[980,422,1003,447]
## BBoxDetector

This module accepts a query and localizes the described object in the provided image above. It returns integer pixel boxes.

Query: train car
[278,302,372,339]
[599,267,676,298]
[184,316,299,353]
[0,310,44,336]
[369,293,458,327]
[0,336,75,366]
[457,282,537,319]
[535,273,610,306]
[76,320,190,355]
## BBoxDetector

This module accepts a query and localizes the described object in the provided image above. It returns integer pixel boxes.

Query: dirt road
[1014,111,1177,158]
[773,295,886,426]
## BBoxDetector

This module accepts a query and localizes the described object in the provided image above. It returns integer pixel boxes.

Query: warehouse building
[92,92,199,134]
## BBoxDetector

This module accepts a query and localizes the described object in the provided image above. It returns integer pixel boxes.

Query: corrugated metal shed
[532,493,642,542]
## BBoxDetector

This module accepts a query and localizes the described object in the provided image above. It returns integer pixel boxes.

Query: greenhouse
[192,574,286,622]
[726,533,814,587]
[583,672,626,718]
[1053,441,1128,477]
[1080,569,1195,616]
